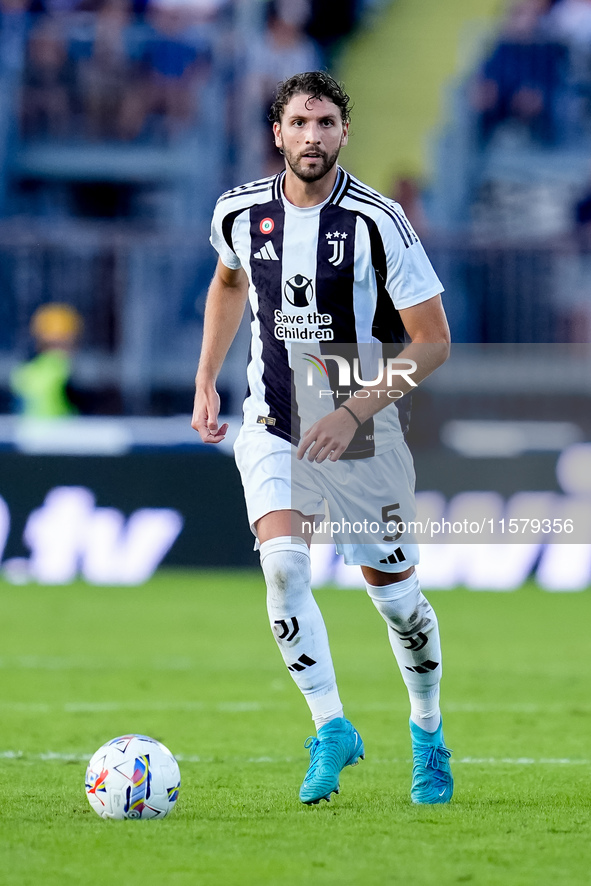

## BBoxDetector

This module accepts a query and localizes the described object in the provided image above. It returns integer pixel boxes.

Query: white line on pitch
[455,757,591,765]
[0,656,193,671]
[0,700,588,715]
[0,701,272,714]
[0,751,589,765]
[442,703,589,713]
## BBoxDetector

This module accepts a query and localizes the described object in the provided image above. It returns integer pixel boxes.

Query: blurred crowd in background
[0,0,590,419]
[5,0,364,145]
[472,0,591,147]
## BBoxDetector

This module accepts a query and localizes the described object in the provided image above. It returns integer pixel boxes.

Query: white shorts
[234,424,419,573]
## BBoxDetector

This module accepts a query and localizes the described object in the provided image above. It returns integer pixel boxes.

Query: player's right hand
[191,386,228,444]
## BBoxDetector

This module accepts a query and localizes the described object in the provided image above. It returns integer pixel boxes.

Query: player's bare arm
[296,294,450,463]
[192,258,249,443]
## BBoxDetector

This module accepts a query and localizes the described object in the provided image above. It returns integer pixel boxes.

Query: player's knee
[366,573,430,633]
[261,549,309,594]
[375,600,423,633]
[260,537,310,604]
[388,603,433,635]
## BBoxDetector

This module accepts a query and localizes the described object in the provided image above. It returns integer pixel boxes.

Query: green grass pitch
[0,570,590,886]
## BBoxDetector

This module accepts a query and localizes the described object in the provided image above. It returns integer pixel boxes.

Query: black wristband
[338,403,362,428]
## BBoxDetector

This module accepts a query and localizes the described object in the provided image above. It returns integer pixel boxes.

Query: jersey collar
[272,166,351,206]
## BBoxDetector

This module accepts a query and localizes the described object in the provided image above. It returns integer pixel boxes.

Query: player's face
[273,94,349,183]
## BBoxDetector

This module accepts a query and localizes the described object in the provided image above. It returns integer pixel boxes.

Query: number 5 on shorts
[382,503,402,542]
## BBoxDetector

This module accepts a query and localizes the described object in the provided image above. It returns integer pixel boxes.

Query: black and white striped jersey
[210,166,443,458]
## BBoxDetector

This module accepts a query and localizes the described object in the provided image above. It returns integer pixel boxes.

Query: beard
[282,145,341,183]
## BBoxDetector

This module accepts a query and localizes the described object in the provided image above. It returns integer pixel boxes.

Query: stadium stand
[430,0,591,347]
[0,0,589,419]
[0,0,376,415]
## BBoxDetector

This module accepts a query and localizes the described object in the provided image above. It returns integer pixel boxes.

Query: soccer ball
[85,734,181,820]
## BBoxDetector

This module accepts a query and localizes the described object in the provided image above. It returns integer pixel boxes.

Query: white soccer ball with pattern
[85,734,181,820]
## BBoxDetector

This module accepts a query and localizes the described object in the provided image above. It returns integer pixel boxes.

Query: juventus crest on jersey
[210,167,443,458]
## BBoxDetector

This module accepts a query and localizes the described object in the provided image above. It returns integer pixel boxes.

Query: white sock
[365,572,442,733]
[260,536,343,730]
[407,687,441,734]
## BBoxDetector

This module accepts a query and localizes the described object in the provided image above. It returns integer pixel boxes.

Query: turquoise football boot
[299,717,364,804]
[410,718,453,804]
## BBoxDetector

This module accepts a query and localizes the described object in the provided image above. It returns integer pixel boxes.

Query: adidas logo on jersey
[253,240,279,261]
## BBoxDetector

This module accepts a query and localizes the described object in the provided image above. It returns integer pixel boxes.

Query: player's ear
[273,121,283,149]
[341,122,349,146]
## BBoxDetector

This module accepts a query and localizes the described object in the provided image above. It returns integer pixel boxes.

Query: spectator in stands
[10,303,83,417]
[75,0,131,140]
[470,0,567,145]
[305,0,364,66]
[249,1,321,96]
[20,18,76,138]
[117,0,213,141]
[246,0,322,173]
[390,175,429,240]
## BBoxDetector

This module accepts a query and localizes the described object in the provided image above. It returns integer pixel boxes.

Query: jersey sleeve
[210,199,242,270]
[382,206,443,310]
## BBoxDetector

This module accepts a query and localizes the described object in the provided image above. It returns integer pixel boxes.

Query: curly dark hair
[269,71,352,125]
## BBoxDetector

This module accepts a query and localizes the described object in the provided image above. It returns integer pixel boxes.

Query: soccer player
[192,71,453,805]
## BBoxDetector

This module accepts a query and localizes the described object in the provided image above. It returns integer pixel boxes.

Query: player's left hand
[296,408,359,463]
